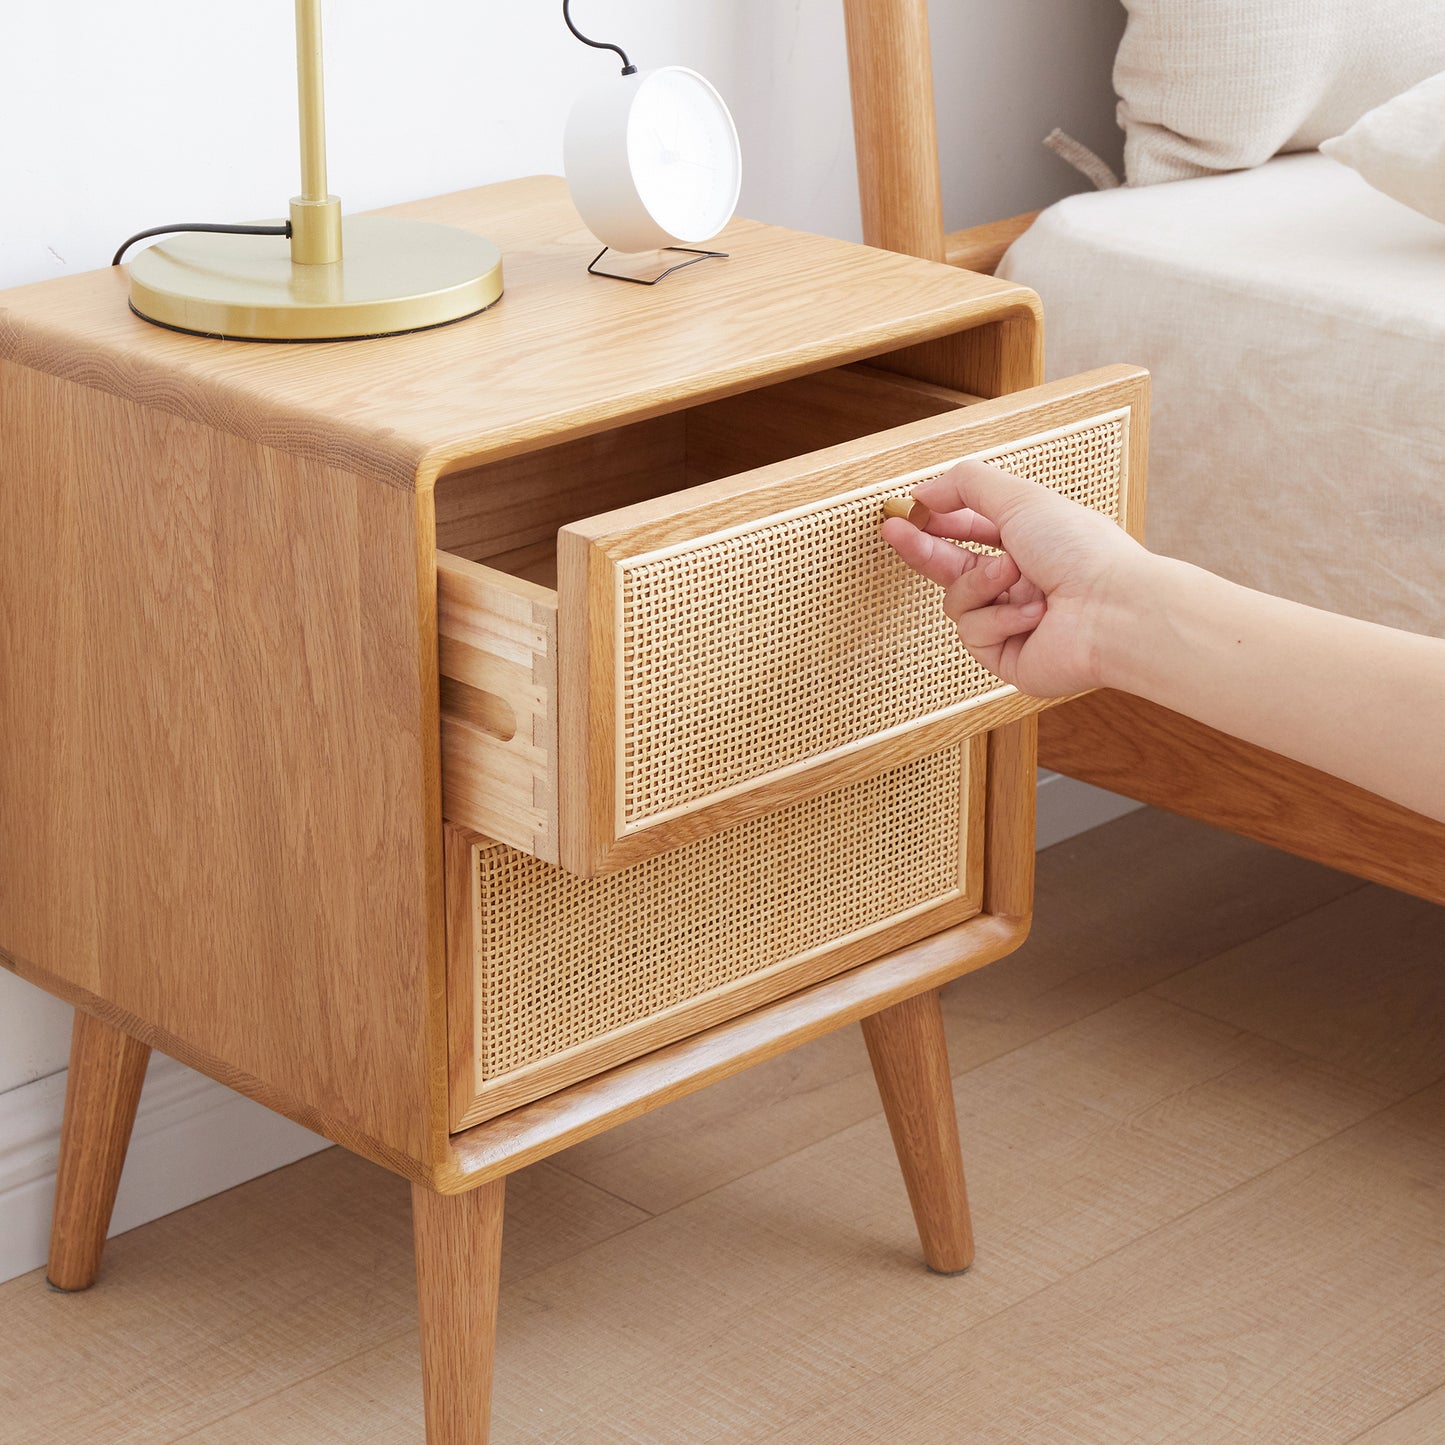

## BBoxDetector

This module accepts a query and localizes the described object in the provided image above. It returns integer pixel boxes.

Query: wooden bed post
[843,1,1041,395]
[843,0,947,260]
[843,0,1039,278]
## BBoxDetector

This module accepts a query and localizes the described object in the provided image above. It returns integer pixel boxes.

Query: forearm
[1103,555,1445,822]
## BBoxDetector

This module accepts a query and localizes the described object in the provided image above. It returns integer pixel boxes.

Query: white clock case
[563,66,740,254]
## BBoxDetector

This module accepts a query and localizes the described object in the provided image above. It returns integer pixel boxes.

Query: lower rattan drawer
[446,739,984,1129]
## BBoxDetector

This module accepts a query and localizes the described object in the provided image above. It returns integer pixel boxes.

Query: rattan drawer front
[615,411,1124,831]
[437,363,1147,876]
[447,740,984,1128]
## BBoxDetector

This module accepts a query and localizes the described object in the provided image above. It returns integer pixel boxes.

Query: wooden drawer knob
[883,496,927,525]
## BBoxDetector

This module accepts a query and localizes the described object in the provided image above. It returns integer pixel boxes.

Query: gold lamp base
[127,215,504,341]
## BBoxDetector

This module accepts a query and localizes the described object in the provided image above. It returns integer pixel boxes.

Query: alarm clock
[564,66,742,254]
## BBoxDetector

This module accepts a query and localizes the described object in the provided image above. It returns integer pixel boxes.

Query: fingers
[956,597,1045,653]
[912,459,1043,543]
[881,516,979,590]
[881,504,1046,671]
[942,551,1020,624]
[883,519,1035,628]
[914,503,1003,549]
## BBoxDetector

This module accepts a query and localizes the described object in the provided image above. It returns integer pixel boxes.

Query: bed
[998,150,1445,640]
[844,0,1445,905]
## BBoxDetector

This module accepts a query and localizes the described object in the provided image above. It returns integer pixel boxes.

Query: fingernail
[986,558,1004,580]
[1021,601,1044,618]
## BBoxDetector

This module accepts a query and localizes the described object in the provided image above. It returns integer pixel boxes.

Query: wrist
[1086,546,1182,695]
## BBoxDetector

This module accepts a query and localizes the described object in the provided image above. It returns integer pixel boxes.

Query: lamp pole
[290,0,343,265]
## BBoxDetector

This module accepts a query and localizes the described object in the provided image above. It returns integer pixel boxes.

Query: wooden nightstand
[0,176,1147,1441]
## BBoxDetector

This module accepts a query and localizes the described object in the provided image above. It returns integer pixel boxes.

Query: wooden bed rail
[944,212,1039,275]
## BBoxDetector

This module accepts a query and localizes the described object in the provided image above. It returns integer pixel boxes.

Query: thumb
[911,459,1044,532]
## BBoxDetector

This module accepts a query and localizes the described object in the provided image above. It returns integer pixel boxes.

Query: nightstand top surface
[0,176,1039,489]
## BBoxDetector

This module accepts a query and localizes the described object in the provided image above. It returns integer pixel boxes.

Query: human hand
[880,460,1147,697]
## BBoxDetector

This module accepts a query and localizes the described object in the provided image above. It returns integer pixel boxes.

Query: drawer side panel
[437,552,559,862]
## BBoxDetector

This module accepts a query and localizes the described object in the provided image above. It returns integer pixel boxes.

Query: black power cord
[112,221,292,268]
[563,0,637,74]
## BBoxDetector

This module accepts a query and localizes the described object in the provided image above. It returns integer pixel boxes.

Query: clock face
[625,68,742,245]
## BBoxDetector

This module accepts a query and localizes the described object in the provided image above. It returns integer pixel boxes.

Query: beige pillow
[1115,1,1445,186]
[1321,70,1445,224]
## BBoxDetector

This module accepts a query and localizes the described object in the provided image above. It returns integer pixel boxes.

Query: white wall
[0,0,1127,1280]
[0,0,1124,291]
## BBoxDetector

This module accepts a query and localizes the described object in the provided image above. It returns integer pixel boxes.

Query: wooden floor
[4,808,1445,1443]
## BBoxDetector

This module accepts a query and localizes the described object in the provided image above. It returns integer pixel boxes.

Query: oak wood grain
[0,359,448,1174]
[842,0,946,262]
[435,361,981,855]
[437,553,559,862]
[3,825,1426,1445]
[0,177,1038,491]
[412,1179,506,1445]
[438,912,1028,1191]
[444,823,484,1137]
[984,717,1037,923]
[433,365,982,571]
[434,414,687,565]
[1039,692,1445,907]
[841,4,1043,401]
[861,989,975,1273]
[874,311,1045,406]
[680,362,978,486]
[566,367,1145,565]
[0,180,1056,1185]
[0,174,1060,1443]
[46,1010,151,1291]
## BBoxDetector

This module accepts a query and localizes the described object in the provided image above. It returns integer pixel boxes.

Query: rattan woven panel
[473,747,965,1082]
[620,413,1126,827]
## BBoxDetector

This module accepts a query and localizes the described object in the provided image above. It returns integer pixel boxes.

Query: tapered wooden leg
[47,1010,151,1291]
[413,1177,506,1445]
[860,988,974,1274]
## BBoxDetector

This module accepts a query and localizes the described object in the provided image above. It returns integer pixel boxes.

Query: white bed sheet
[997,152,1445,636]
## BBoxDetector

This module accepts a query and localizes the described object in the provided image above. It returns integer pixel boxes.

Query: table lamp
[122,0,504,341]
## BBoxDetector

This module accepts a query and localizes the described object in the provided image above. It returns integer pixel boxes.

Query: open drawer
[437,362,1147,876]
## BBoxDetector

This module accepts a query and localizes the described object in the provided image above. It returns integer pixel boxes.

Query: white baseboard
[0,1053,326,1285]
[0,772,1136,1286]
[1035,768,1142,850]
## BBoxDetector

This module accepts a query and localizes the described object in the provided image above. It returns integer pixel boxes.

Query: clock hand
[648,124,717,172]
[649,126,680,163]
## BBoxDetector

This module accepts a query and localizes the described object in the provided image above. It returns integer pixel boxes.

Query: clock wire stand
[587,245,728,285]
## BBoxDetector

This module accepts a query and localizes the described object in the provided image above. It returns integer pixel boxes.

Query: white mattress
[998,152,1445,636]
